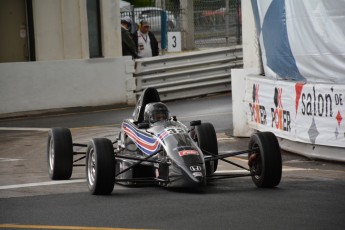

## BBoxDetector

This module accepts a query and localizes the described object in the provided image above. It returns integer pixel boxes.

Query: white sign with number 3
[167,32,181,52]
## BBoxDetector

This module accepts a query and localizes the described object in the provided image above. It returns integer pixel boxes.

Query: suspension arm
[115,149,163,177]
[207,173,254,181]
[115,155,162,164]
[205,147,259,161]
[73,143,88,147]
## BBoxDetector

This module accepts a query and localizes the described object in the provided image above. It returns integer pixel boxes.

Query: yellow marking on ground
[0,224,151,230]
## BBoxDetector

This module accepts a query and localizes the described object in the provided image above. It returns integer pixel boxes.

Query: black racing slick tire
[194,123,218,176]
[248,132,282,188]
[86,138,115,195]
[47,127,73,180]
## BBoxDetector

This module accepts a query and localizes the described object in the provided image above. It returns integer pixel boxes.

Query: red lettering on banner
[271,87,291,131]
[249,84,267,125]
[295,83,305,115]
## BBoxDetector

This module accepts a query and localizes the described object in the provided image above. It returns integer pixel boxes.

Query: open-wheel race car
[47,87,282,195]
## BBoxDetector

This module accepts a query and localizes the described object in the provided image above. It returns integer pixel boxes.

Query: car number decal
[166,128,185,134]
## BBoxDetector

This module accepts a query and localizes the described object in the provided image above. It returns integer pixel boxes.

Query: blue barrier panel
[161,10,167,50]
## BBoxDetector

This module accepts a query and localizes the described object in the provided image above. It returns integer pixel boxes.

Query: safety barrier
[133,46,243,101]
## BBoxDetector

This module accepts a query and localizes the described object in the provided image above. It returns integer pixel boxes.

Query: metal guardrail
[133,46,243,101]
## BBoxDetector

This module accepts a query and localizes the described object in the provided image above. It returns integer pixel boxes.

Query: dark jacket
[132,31,159,57]
[121,27,139,59]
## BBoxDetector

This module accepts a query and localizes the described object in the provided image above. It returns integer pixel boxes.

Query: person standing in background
[121,16,140,59]
[132,20,159,57]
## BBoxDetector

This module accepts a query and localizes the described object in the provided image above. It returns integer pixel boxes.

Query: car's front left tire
[193,123,218,176]
[248,132,282,188]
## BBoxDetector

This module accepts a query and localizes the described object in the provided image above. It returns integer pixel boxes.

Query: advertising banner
[251,0,345,83]
[246,76,345,148]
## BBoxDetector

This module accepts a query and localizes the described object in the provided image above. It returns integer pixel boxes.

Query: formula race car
[47,87,282,195]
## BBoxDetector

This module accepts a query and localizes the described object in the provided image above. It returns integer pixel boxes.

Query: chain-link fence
[194,0,241,48]
[121,0,241,49]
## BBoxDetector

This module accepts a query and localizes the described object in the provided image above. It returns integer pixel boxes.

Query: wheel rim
[49,138,54,172]
[249,143,262,179]
[88,148,96,186]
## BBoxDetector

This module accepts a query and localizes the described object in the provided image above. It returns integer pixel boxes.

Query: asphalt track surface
[0,94,344,230]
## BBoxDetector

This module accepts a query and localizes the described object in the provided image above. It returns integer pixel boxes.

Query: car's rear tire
[86,138,115,195]
[194,123,218,176]
[248,132,282,188]
[47,128,73,180]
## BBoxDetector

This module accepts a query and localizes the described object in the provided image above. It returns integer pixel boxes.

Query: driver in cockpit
[144,102,170,123]
[125,102,170,155]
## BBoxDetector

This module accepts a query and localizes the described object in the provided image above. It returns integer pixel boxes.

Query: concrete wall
[32,0,122,60]
[242,0,261,72]
[0,0,130,116]
[100,0,122,58]
[32,0,89,60]
[0,57,134,114]
[232,0,256,137]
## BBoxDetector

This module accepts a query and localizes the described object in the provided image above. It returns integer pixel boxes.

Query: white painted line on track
[0,179,86,190]
[0,158,25,162]
[0,179,130,190]
[0,127,50,131]
[216,167,313,174]
[0,166,316,191]
[217,137,237,141]
[0,223,142,229]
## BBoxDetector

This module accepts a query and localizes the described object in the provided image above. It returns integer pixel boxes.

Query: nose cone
[191,172,206,185]
[168,162,206,188]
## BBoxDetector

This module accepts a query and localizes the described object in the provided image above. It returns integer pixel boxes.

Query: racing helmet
[144,102,170,123]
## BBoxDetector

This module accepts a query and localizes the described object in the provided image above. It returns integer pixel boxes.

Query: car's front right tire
[47,127,73,180]
[86,138,115,195]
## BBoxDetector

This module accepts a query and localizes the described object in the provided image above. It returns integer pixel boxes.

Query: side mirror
[190,120,201,126]
[138,123,150,129]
